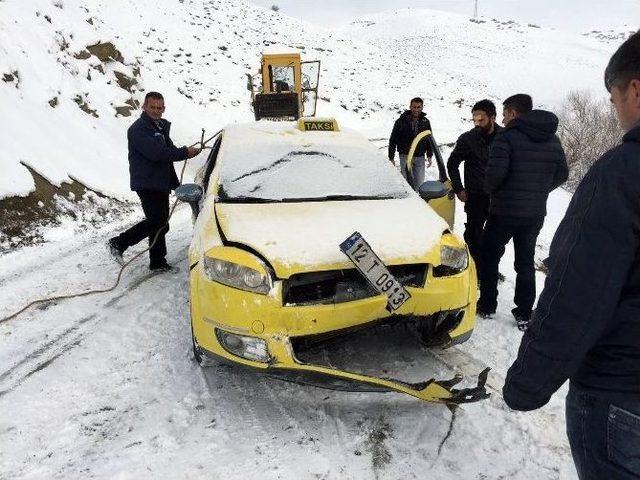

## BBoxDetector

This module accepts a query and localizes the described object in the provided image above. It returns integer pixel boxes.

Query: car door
[407,131,455,228]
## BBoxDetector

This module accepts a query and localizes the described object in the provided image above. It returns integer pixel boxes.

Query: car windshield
[217,128,413,203]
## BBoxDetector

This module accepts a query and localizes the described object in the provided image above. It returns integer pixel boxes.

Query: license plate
[339,231,411,311]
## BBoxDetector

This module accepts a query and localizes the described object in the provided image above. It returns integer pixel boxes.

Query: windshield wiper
[216,196,276,204]
[292,194,399,202]
[217,194,402,204]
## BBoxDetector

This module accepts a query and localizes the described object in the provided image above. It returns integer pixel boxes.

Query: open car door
[407,131,455,228]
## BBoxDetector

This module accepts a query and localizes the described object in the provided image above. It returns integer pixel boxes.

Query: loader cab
[248,51,320,121]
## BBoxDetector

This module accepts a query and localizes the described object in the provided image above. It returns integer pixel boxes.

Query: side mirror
[175,183,203,216]
[418,181,448,201]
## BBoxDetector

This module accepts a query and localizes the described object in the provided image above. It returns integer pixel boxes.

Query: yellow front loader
[247,51,320,120]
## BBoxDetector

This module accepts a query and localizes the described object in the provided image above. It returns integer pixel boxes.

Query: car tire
[191,321,204,365]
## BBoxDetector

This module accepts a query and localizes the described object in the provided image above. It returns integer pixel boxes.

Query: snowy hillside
[0,0,616,201]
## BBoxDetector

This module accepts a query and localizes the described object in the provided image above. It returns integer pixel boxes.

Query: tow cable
[0,129,222,325]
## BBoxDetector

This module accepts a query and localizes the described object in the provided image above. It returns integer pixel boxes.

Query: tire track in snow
[201,365,292,475]
[0,254,187,398]
[200,361,342,478]
[0,313,96,398]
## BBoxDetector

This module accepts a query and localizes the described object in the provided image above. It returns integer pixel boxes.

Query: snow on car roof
[217,121,413,201]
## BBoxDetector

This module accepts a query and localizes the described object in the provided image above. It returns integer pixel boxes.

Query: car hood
[215,197,448,278]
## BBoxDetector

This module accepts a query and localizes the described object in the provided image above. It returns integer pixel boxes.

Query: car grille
[283,264,428,306]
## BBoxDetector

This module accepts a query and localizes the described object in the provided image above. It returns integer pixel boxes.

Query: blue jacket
[128,112,189,191]
[485,110,568,217]
[503,123,640,410]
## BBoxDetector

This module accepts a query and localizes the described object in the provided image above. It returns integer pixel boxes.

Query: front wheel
[191,321,204,365]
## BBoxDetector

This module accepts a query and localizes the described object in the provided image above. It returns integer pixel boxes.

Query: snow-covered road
[0,194,576,479]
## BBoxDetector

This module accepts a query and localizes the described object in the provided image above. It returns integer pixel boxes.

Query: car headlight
[216,329,270,363]
[203,257,271,294]
[433,245,468,277]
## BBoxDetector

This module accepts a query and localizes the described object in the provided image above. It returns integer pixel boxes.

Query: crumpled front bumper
[196,333,490,405]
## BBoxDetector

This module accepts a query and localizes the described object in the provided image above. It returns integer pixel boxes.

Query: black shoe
[150,262,180,274]
[512,308,530,331]
[497,272,506,283]
[107,238,125,265]
[476,306,495,319]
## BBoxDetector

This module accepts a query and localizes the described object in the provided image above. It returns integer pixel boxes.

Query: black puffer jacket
[128,112,189,192]
[447,125,503,194]
[503,124,640,410]
[388,111,434,159]
[484,110,568,217]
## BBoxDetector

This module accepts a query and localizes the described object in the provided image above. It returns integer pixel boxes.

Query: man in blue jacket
[477,94,568,327]
[504,32,640,480]
[108,92,200,272]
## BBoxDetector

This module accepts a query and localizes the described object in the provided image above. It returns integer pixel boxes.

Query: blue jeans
[566,385,640,480]
[398,154,425,189]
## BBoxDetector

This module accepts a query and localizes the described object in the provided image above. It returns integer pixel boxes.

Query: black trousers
[463,193,490,272]
[478,215,544,316]
[115,190,170,268]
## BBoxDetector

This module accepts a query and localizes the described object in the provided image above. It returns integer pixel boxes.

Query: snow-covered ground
[0,0,627,478]
[0,188,577,480]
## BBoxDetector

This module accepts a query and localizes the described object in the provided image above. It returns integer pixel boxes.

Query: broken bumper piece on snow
[265,364,491,405]
[199,343,490,405]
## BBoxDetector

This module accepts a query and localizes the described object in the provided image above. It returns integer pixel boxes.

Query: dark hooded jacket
[447,124,503,194]
[484,110,568,217]
[128,112,189,191]
[388,110,434,159]
[503,123,640,410]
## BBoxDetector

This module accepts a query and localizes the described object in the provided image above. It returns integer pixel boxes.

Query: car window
[217,134,413,203]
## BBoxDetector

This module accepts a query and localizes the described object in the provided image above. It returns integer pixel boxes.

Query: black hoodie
[484,110,568,218]
[388,110,434,159]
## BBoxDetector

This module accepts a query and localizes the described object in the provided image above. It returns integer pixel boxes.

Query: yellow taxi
[176,118,487,405]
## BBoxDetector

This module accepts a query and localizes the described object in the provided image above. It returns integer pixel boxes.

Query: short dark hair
[605,30,640,92]
[472,99,496,117]
[503,94,533,114]
[410,97,423,105]
[144,91,164,103]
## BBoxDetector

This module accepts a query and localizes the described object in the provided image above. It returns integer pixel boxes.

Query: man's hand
[456,189,468,202]
[187,146,201,158]
[427,155,433,168]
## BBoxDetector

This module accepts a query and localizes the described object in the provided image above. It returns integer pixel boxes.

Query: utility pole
[473,0,478,18]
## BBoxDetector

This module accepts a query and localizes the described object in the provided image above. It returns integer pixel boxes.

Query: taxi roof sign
[298,117,339,132]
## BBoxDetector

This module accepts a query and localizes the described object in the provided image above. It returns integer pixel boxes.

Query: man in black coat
[108,92,200,272]
[504,32,640,480]
[447,99,502,273]
[388,97,434,189]
[477,94,568,325]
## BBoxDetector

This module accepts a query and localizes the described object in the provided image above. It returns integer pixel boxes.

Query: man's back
[485,110,568,218]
